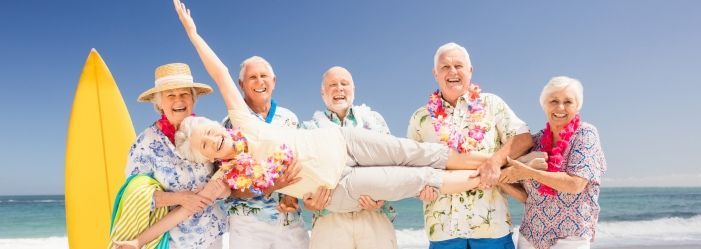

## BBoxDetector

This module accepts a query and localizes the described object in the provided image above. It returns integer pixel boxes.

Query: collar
[324,107,356,126]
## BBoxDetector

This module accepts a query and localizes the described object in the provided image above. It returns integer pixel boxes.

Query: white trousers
[309,210,397,249]
[517,233,590,249]
[228,215,309,249]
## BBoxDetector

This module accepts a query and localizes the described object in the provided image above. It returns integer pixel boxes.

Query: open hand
[302,186,331,212]
[111,239,139,249]
[173,0,197,34]
[358,195,384,211]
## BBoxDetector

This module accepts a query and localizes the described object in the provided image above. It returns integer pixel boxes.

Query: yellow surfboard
[65,49,135,249]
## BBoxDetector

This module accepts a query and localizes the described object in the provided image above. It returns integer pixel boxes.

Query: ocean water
[1,187,700,248]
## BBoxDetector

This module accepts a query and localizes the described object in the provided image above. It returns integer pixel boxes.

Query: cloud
[602,174,701,187]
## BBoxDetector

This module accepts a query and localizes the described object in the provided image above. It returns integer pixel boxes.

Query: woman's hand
[302,186,331,212]
[173,0,197,35]
[418,185,439,203]
[175,191,212,213]
[111,239,140,249]
[517,151,548,165]
[358,196,384,211]
[277,195,300,213]
[500,157,534,183]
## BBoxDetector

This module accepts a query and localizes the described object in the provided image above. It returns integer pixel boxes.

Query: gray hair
[539,76,584,111]
[174,116,220,164]
[320,66,354,91]
[150,87,199,114]
[239,56,275,81]
[434,42,472,70]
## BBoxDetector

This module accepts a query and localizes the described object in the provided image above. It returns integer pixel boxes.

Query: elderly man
[301,66,432,249]
[222,56,309,249]
[407,42,533,248]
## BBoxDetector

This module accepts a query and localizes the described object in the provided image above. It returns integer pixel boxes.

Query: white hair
[434,42,471,70]
[320,66,354,91]
[539,76,584,111]
[239,56,275,81]
[150,87,199,114]
[174,116,220,164]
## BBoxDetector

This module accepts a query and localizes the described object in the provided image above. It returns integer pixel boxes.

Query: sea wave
[0,199,64,203]
[2,216,700,249]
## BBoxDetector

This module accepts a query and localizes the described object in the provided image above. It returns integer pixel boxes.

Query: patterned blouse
[223,105,304,226]
[301,104,397,223]
[125,125,228,249]
[520,122,607,249]
[407,92,530,241]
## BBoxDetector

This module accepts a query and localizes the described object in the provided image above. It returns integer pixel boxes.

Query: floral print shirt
[407,92,529,240]
[125,125,228,249]
[301,104,397,223]
[520,122,607,249]
[223,105,303,225]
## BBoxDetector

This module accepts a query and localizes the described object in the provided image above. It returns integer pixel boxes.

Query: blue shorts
[428,233,515,249]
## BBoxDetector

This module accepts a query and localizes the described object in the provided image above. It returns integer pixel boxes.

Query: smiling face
[188,121,235,162]
[239,60,276,108]
[433,49,473,105]
[543,88,579,129]
[321,67,355,115]
[157,88,195,128]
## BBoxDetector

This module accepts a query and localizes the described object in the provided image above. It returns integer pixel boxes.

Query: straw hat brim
[138,82,213,102]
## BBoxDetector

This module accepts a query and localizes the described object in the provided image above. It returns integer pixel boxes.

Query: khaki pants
[310,210,397,249]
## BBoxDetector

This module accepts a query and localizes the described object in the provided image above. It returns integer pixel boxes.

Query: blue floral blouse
[125,124,228,249]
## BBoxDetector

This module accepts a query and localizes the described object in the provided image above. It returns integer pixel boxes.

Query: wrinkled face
[543,88,579,129]
[433,49,473,104]
[189,122,234,162]
[158,88,195,127]
[321,68,355,115]
[239,61,276,107]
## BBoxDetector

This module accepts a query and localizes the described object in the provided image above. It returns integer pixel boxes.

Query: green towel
[108,174,169,249]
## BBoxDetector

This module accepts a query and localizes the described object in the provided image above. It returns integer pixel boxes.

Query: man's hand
[277,195,300,213]
[358,195,384,211]
[302,186,331,212]
[266,158,302,195]
[477,158,501,188]
[418,185,439,203]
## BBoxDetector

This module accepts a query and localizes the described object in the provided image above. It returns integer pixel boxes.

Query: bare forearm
[185,32,246,111]
[527,169,588,194]
[134,207,193,247]
[152,191,178,208]
[499,183,527,203]
[508,133,534,159]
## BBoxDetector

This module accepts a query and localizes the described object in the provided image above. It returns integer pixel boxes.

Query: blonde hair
[174,116,220,163]
[539,76,584,111]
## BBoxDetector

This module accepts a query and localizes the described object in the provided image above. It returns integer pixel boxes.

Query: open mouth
[333,95,346,102]
[172,106,187,112]
[552,113,568,120]
[253,87,267,93]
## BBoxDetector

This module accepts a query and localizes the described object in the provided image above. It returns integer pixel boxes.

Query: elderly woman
[500,76,607,249]
[117,62,230,249]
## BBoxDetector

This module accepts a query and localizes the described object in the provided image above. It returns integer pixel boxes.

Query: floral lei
[538,114,581,196]
[220,128,294,196]
[426,84,487,153]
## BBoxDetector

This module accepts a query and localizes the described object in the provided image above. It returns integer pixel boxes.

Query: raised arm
[173,0,246,112]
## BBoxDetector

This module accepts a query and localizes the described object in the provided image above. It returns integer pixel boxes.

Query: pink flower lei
[538,114,581,196]
[220,128,294,196]
[426,84,486,153]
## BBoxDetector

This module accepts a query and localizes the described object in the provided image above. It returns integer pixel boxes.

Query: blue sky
[1,1,699,195]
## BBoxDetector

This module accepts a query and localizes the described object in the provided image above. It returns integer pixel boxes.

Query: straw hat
[138,63,213,102]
